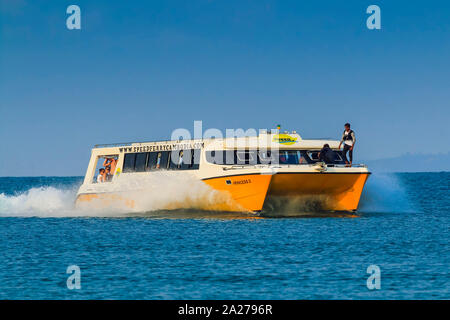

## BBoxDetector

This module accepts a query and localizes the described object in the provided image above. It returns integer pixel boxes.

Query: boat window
[203,150,227,165]
[169,150,179,170]
[206,150,271,165]
[307,151,320,161]
[204,149,348,165]
[182,149,197,170]
[206,150,221,164]
[278,151,300,164]
[144,151,170,170]
[333,152,344,162]
[304,150,346,164]
[159,151,170,169]
[123,153,136,173]
[146,152,159,171]
[236,150,258,165]
[179,150,190,170]
[330,151,345,164]
[169,149,202,170]
[93,156,118,183]
[298,151,308,164]
[258,150,274,164]
[156,152,162,169]
[205,150,233,165]
[223,150,235,165]
[144,149,201,171]
[169,149,193,170]
[205,149,318,165]
[236,151,245,164]
[134,152,148,172]
[191,149,201,169]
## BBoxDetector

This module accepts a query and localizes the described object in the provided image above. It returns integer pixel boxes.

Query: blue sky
[1,0,449,176]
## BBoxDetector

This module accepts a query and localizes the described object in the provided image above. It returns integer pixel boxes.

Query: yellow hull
[76,172,369,213]
[266,173,369,211]
[202,174,273,212]
[204,172,370,212]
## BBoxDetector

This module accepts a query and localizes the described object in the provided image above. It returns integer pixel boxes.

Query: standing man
[103,157,118,175]
[338,123,356,167]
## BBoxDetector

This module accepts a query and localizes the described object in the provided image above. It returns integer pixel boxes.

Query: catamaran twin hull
[76,132,370,213]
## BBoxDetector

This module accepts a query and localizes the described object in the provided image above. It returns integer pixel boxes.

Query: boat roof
[92,131,341,152]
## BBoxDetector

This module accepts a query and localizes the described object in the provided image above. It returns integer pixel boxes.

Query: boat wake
[0,174,240,218]
[0,186,81,217]
[358,172,415,214]
[0,173,414,218]
[261,172,414,217]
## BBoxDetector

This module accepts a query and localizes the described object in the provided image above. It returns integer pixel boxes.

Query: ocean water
[0,173,448,299]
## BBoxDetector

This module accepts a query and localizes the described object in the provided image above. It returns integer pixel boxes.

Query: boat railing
[222,163,367,171]
[324,163,367,168]
[94,139,185,148]
[94,142,134,148]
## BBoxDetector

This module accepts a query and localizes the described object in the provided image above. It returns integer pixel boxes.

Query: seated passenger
[104,166,113,182]
[156,153,162,169]
[97,168,106,183]
[279,154,287,164]
[178,151,184,168]
[319,144,335,164]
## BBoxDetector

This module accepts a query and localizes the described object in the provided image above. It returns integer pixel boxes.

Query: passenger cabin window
[236,150,258,165]
[146,152,159,171]
[205,150,240,165]
[94,155,119,183]
[169,151,179,170]
[135,153,148,172]
[258,151,274,164]
[169,149,200,170]
[279,151,306,165]
[180,149,194,170]
[192,149,201,169]
[123,153,136,173]
[333,152,344,162]
[307,151,320,161]
[122,149,201,173]
[205,150,343,165]
[146,151,169,170]
[159,151,170,169]
[206,150,277,165]
[304,150,345,164]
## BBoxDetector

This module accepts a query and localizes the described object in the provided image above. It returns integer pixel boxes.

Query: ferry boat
[76,130,371,213]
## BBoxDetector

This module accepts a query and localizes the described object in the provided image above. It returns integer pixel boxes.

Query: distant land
[363,152,450,172]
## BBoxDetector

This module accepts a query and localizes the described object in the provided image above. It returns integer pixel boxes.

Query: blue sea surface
[0,173,448,299]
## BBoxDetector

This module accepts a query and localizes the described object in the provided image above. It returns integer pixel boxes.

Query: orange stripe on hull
[76,193,136,209]
[76,189,246,212]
